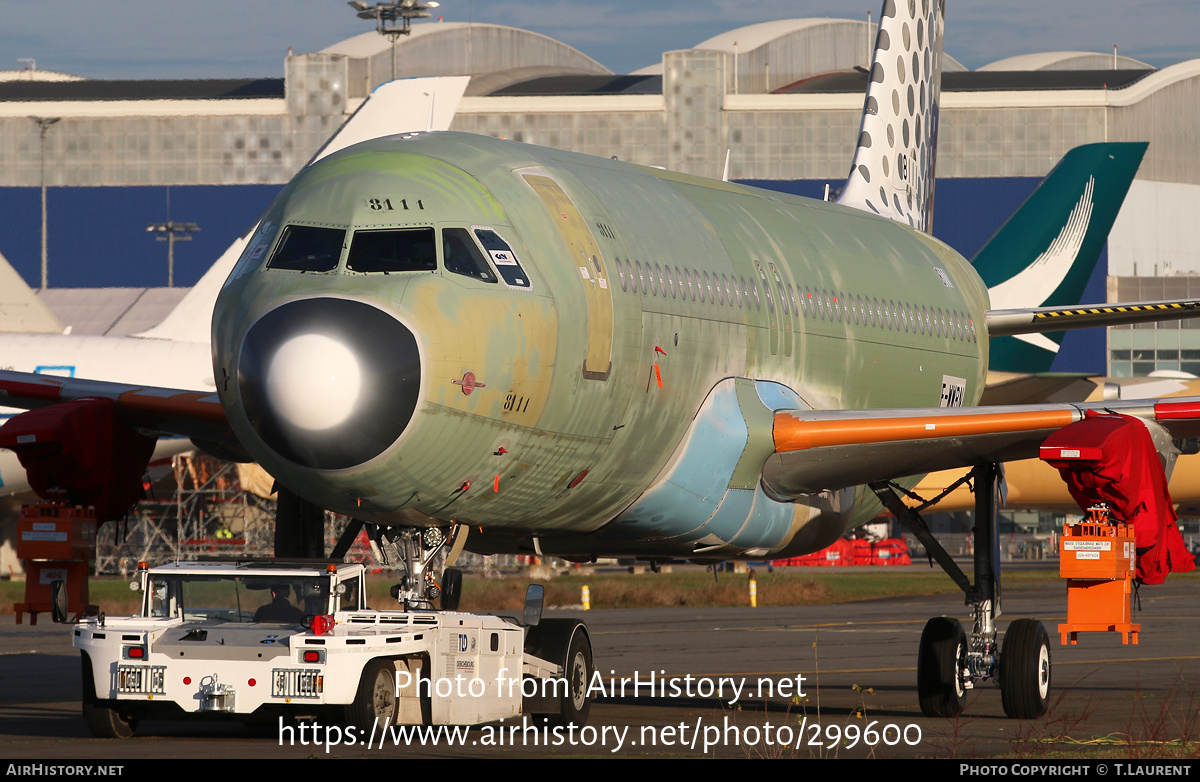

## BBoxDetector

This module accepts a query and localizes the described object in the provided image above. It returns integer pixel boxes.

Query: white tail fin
[0,250,63,334]
[836,0,945,233]
[133,233,248,343]
[307,75,470,166]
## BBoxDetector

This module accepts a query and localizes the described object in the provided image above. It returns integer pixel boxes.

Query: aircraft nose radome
[238,298,420,470]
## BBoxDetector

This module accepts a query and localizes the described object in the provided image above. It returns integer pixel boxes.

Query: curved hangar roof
[323,22,611,93]
[980,51,1153,71]
[634,19,964,92]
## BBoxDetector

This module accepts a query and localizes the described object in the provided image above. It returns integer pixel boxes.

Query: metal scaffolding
[94,454,274,574]
[92,453,529,576]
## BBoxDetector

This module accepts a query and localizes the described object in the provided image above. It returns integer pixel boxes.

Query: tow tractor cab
[74,559,591,738]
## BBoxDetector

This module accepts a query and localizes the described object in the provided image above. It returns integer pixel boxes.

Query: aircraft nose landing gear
[874,463,1052,720]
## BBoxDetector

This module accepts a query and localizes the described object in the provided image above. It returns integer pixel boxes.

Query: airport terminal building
[2,18,1200,375]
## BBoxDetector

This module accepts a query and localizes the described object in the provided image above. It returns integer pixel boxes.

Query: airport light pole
[31,116,60,289]
[146,221,200,288]
[347,0,440,81]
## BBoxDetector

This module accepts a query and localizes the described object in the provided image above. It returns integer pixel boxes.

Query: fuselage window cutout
[698,271,707,304]
[626,259,636,295]
[617,257,627,291]
[474,228,531,288]
[831,292,840,322]
[788,284,799,317]
[649,263,659,297]
[267,224,346,273]
[716,273,726,306]
[441,227,498,283]
[635,260,645,295]
[347,226,436,274]
[656,264,667,297]
[902,303,910,332]
[667,266,677,298]
[755,264,774,314]
[733,276,743,308]
[686,269,696,302]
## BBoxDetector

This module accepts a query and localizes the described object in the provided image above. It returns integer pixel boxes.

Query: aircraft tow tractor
[67,558,590,738]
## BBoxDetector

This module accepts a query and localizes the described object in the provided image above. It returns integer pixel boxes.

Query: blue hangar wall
[0,185,283,289]
[0,177,1106,372]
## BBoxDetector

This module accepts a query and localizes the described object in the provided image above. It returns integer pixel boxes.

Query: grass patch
[5,565,1194,617]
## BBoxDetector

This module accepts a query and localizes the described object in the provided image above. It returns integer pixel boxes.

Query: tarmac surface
[2,570,1199,760]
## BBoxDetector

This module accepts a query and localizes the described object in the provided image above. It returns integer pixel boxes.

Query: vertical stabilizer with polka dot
[836,0,945,234]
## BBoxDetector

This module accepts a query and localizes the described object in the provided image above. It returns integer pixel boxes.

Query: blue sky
[2,0,1198,79]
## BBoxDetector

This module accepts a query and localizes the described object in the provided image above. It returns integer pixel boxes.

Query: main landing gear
[871,463,1051,720]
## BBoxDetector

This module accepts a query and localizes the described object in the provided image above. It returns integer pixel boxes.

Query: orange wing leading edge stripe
[773,409,1078,453]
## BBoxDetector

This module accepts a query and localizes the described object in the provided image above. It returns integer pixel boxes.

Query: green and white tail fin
[979,142,1147,372]
[836,0,945,233]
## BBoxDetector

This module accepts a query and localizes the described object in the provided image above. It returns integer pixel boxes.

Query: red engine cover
[0,398,157,522]
[1041,411,1196,585]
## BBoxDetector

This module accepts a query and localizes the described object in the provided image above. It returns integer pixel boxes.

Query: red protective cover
[1042,411,1196,585]
[0,398,157,522]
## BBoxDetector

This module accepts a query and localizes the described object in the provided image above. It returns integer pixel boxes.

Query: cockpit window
[474,229,531,288]
[267,225,345,272]
[442,228,497,283]
[347,227,436,273]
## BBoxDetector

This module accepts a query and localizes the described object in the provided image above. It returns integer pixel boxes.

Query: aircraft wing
[978,372,1100,406]
[987,299,1200,336]
[0,370,232,448]
[764,397,1200,498]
